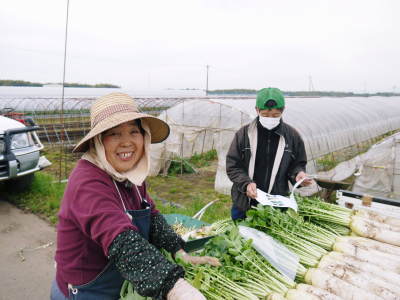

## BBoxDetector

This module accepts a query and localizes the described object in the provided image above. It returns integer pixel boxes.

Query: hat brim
[72,111,170,153]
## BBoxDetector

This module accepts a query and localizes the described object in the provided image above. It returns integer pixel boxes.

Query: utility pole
[205,65,209,96]
[59,0,70,183]
[308,75,315,92]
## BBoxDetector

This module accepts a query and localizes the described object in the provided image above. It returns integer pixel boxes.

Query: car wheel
[9,173,35,192]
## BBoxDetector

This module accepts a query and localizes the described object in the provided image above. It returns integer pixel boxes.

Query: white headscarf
[82,119,151,186]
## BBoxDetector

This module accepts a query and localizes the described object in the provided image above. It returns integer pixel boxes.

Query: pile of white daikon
[176,195,400,299]
[279,197,400,300]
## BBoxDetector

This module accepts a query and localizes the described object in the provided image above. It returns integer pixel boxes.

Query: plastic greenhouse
[323,131,400,199]
[149,96,400,196]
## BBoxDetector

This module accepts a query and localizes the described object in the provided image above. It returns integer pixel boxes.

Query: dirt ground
[0,199,56,300]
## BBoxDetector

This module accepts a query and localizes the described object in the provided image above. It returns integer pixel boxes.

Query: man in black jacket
[226,87,312,220]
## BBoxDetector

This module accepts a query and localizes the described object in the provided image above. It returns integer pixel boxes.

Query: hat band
[92,104,138,127]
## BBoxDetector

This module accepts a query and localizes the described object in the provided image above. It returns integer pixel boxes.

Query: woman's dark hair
[135,119,145,135]
[102,119,145,139]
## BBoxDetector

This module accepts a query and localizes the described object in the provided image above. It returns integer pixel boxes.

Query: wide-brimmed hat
[73,93,170,153]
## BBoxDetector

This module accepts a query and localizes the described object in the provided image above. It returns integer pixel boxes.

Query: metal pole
[59,0,70,182]
[205,65,209,96]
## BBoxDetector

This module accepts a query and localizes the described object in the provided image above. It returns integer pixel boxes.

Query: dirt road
[0,200,56,300]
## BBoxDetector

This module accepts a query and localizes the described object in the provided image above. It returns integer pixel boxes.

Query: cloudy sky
[1,0,399,92]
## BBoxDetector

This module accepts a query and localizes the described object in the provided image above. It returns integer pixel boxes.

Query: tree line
[0,80,120,88]
[208,89,400,97]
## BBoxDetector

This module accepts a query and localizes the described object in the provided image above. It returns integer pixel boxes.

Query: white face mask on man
[259,116,281,130]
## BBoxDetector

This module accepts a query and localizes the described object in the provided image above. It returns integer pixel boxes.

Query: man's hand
[246,182,257,199]
[295,171,313,186]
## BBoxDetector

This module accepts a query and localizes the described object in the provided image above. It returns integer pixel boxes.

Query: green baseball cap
[256,87,285,110]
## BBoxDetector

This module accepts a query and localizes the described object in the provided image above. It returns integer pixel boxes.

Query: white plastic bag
[238,225,299,281]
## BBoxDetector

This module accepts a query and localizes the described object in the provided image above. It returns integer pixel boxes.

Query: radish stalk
[186,266,259,300]
[296,196,353,227]
[310,219,351,236]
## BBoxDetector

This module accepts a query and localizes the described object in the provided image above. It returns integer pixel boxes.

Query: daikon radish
[296,284,343,300]
[333,241,400,270]
[323,252,400,284]
[336,236,400,256]
[350,231,360,237]
[352,215,400,232]
[356,210,400,227]
[286,289,319,300]
[351,216,400,246]
[335,238,400,264]
[317,259,400,299]
[266,292,286,300]
[305,268,380,300]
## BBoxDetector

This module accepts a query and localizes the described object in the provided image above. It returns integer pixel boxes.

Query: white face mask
[259,116,281,130]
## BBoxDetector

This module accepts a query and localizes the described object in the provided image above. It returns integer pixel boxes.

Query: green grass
[167,150,218,176]
[147,172,231,224]
[188,149,218,168]
[316,155,338,171]
[0,172,66,224]
[168,157,196,175]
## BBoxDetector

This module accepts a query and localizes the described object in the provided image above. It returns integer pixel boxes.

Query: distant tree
[0,79,42,87]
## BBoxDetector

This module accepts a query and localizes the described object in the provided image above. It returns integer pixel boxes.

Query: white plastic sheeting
[316,132,400,199]
[149,96,400,195]
[350,132,400,199]
[149,99,253,179]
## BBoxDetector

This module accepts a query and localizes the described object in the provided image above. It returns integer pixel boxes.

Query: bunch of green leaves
[241,205,329,269]
[245,205,337,250]
[201,226,295,293]
[295,195,353,227]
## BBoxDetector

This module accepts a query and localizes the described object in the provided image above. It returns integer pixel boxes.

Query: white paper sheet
[256,189,298,212]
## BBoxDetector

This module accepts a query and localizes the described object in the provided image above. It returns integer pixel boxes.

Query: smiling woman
[50,93,219,300]
[102,120,145,173]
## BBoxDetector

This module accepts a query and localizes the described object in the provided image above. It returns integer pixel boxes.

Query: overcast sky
[1,0,399,92]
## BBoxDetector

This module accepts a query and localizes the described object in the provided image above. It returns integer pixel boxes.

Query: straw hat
[73,93,170,153]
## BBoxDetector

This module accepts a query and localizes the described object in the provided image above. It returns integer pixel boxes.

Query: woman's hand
[167,278,206,300]
[175,249,221,267]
